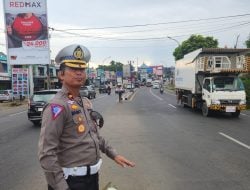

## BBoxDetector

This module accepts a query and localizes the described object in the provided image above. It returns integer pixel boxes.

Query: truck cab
[202,75,246,117]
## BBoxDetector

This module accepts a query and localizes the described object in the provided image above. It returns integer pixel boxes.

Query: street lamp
[234,34,240,49]
[102,56,111,65]
[167,36,180,46]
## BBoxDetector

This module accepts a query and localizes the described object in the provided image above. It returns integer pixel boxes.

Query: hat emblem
[73,46,84,60]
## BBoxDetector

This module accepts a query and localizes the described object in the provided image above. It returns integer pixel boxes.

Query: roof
[180,48,250,63]
[201,48,250,54]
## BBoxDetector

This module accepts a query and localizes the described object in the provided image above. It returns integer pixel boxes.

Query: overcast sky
[0,0,250,67]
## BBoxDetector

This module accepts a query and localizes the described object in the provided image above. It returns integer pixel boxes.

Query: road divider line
[9,110,26,117]
[129,89,138,101]
[149,88,163,101]
[168,104,176,108]
[219,132,250,150]
[92,94,107,101]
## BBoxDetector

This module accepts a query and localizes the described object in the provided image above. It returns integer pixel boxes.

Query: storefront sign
[12,68,29,96]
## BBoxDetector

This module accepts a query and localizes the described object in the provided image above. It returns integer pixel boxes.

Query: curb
[122,89,137,100]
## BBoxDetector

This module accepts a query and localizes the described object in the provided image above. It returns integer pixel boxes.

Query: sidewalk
[0,101,28,117]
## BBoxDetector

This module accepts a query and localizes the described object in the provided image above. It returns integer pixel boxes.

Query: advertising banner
[12,68,29,97]
[3,0,50,65]
[123,64,131,78]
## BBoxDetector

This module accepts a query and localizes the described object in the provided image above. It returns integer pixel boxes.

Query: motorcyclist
[107,85,111,95]
[160,84,164,94]
[115,84,124,102]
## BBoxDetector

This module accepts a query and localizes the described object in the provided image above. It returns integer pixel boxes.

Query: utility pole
[128,60,134,83]
[29,65,34,96]
[46,63,50,89]
[136,57,138,80]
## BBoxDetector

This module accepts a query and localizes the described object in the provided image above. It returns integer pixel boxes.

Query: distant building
[33,63,58,91]
[138,63,148,81]
[0,52,11,90]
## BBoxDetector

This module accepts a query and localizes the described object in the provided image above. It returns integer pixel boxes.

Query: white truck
[175,48,250,117]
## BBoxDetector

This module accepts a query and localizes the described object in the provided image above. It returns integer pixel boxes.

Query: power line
[57,13,250,31]
[49,20,250,42]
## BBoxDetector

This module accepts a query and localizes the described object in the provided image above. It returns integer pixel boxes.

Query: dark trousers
[48,173,99,190]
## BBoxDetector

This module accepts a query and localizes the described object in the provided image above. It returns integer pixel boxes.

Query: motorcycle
[160,87,164,94]
[107,87,111,95]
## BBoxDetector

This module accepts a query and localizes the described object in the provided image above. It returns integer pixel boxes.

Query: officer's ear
[57,70,65,83]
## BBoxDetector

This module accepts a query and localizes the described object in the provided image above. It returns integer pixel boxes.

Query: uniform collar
[61,86,82,105]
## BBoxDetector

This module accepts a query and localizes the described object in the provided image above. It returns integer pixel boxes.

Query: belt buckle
[72,167,78,176]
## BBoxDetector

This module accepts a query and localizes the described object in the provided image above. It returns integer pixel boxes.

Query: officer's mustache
[74,76,84,81]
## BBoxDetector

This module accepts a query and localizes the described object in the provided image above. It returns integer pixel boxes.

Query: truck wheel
[202,102,210,117]
[231,110,240,117]
[181,101,187,108]
[32,121,41,126]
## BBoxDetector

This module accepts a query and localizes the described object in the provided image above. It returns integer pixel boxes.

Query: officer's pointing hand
[114,155,135,168]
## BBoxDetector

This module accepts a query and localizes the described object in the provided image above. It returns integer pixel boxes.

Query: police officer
[38,44,135,190]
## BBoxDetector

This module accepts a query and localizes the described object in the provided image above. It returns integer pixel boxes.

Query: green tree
[173,34,218,60]
[245,35,250,48]
[97,60,123,71]
[241,74,250,108]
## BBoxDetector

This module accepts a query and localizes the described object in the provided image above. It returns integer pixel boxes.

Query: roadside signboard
[3,0,50,65]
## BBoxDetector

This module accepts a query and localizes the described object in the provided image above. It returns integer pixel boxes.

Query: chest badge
[78,124,85,133]
[71,104,78,110]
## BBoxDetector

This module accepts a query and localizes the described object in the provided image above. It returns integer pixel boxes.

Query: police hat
[55,44,91,69]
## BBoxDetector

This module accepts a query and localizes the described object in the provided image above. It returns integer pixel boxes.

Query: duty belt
[62,159,102,179]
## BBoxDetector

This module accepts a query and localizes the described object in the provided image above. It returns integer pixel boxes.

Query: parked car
[80,85,96,99]
[99,85,108,93]
[27,89,59,126]
[0,89,15,102]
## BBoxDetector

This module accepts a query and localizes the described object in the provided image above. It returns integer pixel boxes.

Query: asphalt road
[0,87,249,190]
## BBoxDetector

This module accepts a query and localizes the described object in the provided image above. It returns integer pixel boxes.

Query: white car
[0,89,15,102]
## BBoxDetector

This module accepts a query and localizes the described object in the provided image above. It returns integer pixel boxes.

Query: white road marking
[240,113,249,117]
[168,104,177,108]
[9,111,26,117]
[219,132,250,150]
[149,88,163,101]
[129,89,138,101]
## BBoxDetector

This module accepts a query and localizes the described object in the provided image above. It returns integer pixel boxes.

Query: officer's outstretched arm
[114,155,135,168]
